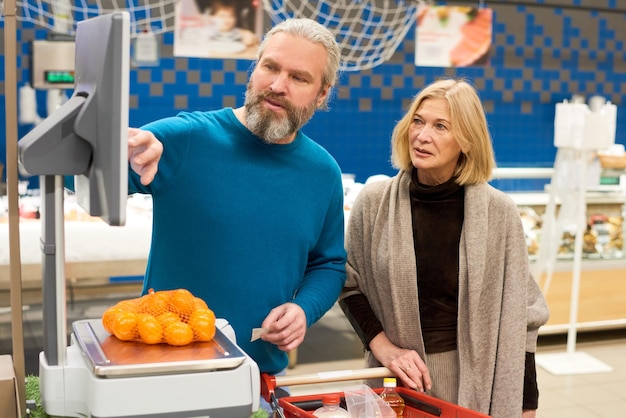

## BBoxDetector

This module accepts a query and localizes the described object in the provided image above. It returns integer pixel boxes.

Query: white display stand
[535,99,616,376]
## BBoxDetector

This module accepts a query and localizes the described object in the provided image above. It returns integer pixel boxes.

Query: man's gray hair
[257,18,341,93]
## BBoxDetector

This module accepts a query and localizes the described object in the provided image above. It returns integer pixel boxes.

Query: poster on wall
[174,0,263,59]
[415,5,493,68]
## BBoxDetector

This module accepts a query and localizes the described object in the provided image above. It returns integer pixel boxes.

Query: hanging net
[5,0,177,36]
[262,0,419,71]
[3,0,419,71]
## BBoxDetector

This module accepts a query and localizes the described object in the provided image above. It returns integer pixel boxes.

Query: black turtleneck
[409,168,464,354]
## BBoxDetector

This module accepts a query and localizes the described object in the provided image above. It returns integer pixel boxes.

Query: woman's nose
[416,125,433,142]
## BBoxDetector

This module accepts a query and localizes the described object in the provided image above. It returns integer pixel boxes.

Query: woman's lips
[415,147,432,156]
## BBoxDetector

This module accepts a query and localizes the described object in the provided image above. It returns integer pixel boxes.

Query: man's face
[244,32,330,144]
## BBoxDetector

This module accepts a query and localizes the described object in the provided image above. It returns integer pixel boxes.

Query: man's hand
[260,302,307,352]
[128,128,163,185]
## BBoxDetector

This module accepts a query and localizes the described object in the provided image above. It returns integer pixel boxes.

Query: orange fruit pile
[102,288,216,346]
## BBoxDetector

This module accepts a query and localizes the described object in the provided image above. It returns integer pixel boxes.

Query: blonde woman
[340,78,549,418]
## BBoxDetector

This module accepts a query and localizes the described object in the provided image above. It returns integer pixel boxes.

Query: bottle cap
[321,393,341,405]
[383,377,397,387]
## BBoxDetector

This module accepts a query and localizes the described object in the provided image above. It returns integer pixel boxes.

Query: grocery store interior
[2,0,626,417]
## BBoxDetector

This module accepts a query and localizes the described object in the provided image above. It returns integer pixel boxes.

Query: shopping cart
[261,367,491,418]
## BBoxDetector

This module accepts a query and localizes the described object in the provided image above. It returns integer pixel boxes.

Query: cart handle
[261,367,394,402]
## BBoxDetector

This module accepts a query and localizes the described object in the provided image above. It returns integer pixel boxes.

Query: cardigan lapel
[387,171,424,351]
[461,184,490,311]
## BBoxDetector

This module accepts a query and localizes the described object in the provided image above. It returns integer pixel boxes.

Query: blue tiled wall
[1,0,625,191]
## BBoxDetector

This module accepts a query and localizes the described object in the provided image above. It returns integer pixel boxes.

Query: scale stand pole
[40,174,67,366]
[566,150,586,355]
[536,149,613,375]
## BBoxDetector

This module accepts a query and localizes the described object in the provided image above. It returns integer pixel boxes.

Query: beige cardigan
[340,170,549,418]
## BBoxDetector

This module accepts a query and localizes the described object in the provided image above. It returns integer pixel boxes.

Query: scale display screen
[44,70,75,85]
[31,40,75,89]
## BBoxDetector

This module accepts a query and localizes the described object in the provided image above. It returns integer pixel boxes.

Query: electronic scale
[39,318,260,418]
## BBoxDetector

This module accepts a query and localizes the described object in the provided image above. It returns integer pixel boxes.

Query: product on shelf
[518,206,624,260]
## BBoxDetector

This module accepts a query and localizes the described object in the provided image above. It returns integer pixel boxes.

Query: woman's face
[408,97,462,186]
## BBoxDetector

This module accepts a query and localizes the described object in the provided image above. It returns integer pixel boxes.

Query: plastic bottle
[380,377,405,417]
[312,393,352,417]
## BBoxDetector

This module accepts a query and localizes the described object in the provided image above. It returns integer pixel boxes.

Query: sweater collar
[409,168,462,201]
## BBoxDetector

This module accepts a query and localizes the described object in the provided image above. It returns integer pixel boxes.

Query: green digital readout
[44,70,75,84]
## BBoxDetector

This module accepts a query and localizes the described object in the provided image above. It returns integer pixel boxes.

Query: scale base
[536,351,613,376]
[39,319,260,417]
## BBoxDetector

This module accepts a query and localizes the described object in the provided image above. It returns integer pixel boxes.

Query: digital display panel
[44,70,75,85]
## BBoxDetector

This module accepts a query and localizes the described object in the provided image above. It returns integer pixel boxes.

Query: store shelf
[537,264,626,335]
[508,174,626,335]
[511,190,626,207]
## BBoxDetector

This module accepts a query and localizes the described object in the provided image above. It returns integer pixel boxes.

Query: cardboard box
[0,355,19,418]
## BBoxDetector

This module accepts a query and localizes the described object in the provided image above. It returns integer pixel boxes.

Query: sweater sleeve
[526,271,550,352]
[291,153,347,327]
[339,294,384,349]
[523,352,539,410]
[130,113,194,195]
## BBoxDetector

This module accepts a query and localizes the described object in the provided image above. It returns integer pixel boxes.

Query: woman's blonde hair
[390,78,496,185]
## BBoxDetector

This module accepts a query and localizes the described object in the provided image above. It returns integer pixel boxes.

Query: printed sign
[174,0,262,60]
[415,5,493,68]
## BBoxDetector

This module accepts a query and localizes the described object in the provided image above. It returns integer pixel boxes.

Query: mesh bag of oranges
[102,288,216,346]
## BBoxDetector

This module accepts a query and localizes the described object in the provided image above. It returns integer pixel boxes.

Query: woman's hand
[369,332,432,392]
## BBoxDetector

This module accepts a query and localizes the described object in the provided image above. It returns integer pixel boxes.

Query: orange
[193,297,209,311]
[139,291,170,317]
[164,321,194,346]
[102,307,125,334]
[168,289,195,321]
[112,311,138,341]
[115,299,140,313]
[137,313,163,345]
[157,311,180,329]
[188,309,216,342]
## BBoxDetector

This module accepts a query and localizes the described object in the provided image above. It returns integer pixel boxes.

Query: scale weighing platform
[39,318,260,417]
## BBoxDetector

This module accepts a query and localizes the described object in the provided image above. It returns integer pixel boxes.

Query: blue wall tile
[1,1,625,191]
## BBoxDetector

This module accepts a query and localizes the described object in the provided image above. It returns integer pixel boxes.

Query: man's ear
[317,85,331,108]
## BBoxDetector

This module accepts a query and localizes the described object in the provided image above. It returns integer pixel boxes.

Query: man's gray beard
[244,88,318,144]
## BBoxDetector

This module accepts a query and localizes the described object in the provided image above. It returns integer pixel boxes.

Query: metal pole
[3,0,27,413]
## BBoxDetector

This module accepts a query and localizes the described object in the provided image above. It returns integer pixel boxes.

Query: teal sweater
[129,108,347,373]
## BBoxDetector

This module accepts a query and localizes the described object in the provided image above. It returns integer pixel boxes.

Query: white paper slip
[251,327,269,342]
